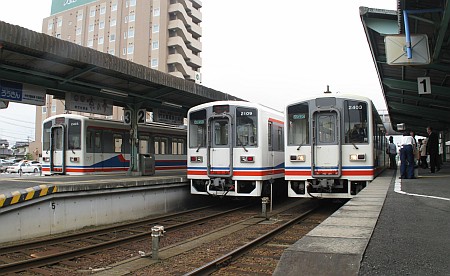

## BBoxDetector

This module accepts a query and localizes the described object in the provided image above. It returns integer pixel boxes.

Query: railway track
[130,199,344,275]
[0,201,255,274]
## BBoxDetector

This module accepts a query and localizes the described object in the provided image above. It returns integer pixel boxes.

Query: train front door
[207,115,233,177]
[312,111,342,177]
[50,125,66,174]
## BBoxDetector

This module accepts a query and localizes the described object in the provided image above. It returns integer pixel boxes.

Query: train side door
[207,115,233,177]
[50,125,66,174]
[312,111,341,177]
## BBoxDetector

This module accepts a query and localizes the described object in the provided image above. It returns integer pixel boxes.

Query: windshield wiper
[237,137,248,152]
[196,143,203,152]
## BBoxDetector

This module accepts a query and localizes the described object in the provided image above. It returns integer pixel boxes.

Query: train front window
[288,103,309,145]
[318,114,335,143]
[236,107,257,147]
[213,120,229,146]
[344,100,368,143]
[68,119,81,150]
[43,121,52,152]
[189,109,206,148]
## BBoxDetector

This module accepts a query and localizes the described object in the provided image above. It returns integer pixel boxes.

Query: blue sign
[0,80,45,106]
[0,80,23,101]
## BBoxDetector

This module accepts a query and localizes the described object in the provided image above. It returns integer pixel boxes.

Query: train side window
[172,138,185,155]
[154,137,168,154]
[268,121,273,150]
[139,136,149,154]
[102,130,114,153]
[287,103,309,146]
[43,121,52,152]
[114,134,123,153]
[95,132,102,151]
[86,129,93,153]
[278,126,284,151]
[189,109,206,148]
[344,100,368,144]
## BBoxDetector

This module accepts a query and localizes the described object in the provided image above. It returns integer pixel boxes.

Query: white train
[41,114,186,175]
[285,94,388,198]
[187,101,285,197]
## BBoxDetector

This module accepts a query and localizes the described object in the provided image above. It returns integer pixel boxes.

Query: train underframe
[288,178,368,199]
[191,177,286,197]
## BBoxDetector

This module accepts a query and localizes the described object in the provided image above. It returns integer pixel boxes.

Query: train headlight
[43,157,50,162]
[70,157,80,162]
[240,156,255,163]
[290,155,306,162]
[350,154,366,161]
[190,156,203,163]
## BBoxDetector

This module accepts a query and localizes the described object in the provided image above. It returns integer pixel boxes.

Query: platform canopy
[361,1,450,136]
[0,21,243,115]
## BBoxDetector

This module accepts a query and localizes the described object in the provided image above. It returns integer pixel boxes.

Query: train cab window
[189,109,206,148]
[68,119,81,150]
[287,103,309,146]
[236,107,257,147]
[344,100,368,144]
[115,135,123,153]
[43,121,52,152]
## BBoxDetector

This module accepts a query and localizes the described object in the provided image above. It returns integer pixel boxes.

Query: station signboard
[65,92,113,116]
[0,80,45,106]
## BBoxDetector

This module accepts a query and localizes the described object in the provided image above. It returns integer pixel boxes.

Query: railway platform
[274,162,450,276]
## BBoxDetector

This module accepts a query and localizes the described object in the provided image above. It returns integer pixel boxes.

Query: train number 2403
[348,105,363,110]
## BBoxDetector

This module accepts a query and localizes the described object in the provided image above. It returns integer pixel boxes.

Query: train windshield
[344,100,368,143]
[189,109,207,148]
[236,107,257,147]
[287,103,309,145]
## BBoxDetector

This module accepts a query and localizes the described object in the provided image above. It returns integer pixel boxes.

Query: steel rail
[184,205,320,276]
[0,204,253,274]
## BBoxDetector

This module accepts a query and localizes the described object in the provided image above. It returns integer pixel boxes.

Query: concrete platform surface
[274,163,450,276]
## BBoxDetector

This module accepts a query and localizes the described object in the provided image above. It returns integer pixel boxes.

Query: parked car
[6,160,41,174]
[0,159,14,173]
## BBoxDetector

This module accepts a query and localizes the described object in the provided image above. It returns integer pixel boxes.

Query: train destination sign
[0,80,46,106]
[65,92,113,116]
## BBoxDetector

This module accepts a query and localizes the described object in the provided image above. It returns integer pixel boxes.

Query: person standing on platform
[400,131,415,179]
[426,126,440,173]
[387,136,397,169]
[419,139,428,169]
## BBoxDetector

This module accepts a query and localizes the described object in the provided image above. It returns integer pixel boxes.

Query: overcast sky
[0,0,397,145]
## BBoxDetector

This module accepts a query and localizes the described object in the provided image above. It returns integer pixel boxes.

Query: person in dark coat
[426,126,440,173]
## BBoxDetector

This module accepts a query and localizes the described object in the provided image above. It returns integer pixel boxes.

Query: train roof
[42,114,186,130]
[187,101,283,116]
[285,93,374,107]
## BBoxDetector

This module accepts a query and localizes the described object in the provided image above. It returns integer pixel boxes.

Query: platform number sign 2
[137,109,146,124]
[124,110,132,125]
[418,77,431,95]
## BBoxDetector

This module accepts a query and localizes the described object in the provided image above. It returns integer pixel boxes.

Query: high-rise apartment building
[32,0,202,157]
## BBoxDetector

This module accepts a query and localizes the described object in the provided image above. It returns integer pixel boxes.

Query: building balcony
[168,20,202,52]
[168,3,202,38]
